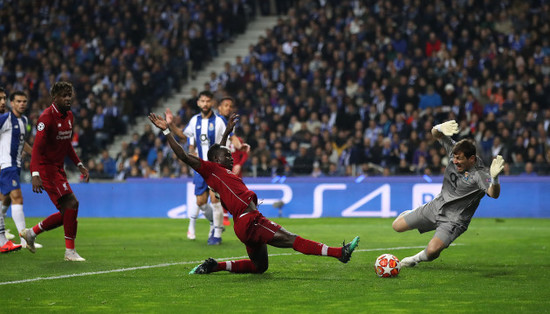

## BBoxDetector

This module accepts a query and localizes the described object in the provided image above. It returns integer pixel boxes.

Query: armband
[163,129,171,135]
[32,171,40,177]
[77,162,84,168]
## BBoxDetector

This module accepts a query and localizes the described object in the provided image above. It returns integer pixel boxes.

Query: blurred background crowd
[1,0,549,181]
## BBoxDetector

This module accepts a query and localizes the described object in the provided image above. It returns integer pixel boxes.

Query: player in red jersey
[217,96,250,177]
[19,81,90,261]
[217,96,250,226]
[149,112,359,274]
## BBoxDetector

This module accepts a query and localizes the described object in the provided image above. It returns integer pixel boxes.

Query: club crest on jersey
[209,123,214,131]
[37,122,45,131]
[463,171,470,181]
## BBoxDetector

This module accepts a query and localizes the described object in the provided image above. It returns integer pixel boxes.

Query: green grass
[1,218,549,313]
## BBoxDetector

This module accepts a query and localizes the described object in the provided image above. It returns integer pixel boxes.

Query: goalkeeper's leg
[401,236,445,267]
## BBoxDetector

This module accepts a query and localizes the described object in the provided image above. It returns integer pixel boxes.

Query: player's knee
[70,199,79,210]
[392,217,407,232]
[2,195,12,207]
[255,263,268,274]
[59,195,78,210]
[11,195,22,204]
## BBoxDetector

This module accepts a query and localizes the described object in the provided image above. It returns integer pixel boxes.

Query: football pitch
[1,217,549,313]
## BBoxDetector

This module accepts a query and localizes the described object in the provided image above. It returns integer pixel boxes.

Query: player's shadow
[423,263,514,278]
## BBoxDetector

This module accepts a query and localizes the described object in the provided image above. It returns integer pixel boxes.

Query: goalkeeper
[392,120,504,267]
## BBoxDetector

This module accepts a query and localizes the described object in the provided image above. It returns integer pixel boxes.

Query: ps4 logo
[167,183,397,218]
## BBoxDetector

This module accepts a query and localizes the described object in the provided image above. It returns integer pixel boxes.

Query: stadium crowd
[1,0,550,181]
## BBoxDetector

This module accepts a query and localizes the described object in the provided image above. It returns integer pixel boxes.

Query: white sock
[212,202,223,238]
[188,218,196,235]
[0,216,7,245]
[209,222,214,237]
[199,204,215,238]
[11,204,26,233]
[188,204,200,235]
[411,249,429,263]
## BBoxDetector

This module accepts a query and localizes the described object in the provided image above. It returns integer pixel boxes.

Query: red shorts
[39,166,73,209]
[233,210,282,247]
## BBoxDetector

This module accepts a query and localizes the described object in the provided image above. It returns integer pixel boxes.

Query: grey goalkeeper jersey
[431,136,492,226]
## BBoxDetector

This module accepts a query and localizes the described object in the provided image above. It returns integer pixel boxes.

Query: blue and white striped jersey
[0,112,28,169]
[183,113,228,160]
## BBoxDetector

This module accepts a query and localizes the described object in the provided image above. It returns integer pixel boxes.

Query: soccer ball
[374,254,401,278]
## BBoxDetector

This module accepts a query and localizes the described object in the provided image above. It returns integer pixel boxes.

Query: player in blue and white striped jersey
[0,91,40,252]
[164,91,230,245]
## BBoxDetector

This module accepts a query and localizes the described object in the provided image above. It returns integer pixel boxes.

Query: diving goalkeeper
[392,120,505,267]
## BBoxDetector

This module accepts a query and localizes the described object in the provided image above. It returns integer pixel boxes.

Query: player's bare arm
[164,108,186,140]
[31,175,44,193]
[188,144,198,157]
[231,135,250,152]
[79,163,90,183]
[149,113,201,170]
[221,113,238,146]
[23,142,32,155]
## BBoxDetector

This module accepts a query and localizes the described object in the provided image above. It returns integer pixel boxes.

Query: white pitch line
[0,244,457,286]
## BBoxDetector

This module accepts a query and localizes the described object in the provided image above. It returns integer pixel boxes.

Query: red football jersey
[231,136,248,177]
[30,104,81,171]
[196,159,257,218]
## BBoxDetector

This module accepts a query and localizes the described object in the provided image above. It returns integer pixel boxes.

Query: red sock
[292,236,342,258]
[33,212,63,235]
[217,260,259,273]
[63,209,78,249]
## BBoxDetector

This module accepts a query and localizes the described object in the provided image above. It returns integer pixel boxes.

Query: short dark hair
[207,143,222,162]
[452,139,476,158]
[220,96,235,104]
[50,81,73,98]
[9,90,27,101]
[198,90,214,99]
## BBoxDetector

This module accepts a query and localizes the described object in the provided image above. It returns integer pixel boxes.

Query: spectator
[419,85,442,110]
[520,162,537,177]
[7,0,549,179]
[100,150,117,179]
[293,144,314,175]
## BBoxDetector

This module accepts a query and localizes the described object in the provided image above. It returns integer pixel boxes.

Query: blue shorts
[193,172,208,196]
[0,167,21,195]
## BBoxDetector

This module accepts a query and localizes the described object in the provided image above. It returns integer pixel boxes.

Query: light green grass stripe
[0,244,451,286]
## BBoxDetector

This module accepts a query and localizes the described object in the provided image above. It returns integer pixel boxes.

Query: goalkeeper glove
[490,155,504,184]
[433,120,459,136]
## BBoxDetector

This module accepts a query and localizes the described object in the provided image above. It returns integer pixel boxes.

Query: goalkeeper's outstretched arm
[487,155,504,199]
[432,120,459,139]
